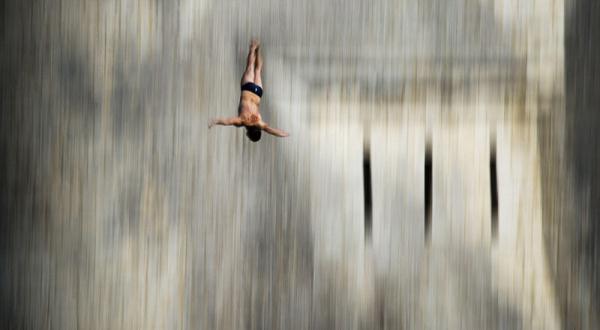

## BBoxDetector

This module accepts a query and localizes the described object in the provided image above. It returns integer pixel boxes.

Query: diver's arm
[209,117,243,128]
[260,122,289,137]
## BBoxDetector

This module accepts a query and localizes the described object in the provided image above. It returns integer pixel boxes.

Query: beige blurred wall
[1,0,598,329]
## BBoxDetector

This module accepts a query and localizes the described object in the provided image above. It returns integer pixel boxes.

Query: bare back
[239,91,262,126]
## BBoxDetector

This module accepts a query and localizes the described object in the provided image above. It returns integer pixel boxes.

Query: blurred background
[0,0,599,329]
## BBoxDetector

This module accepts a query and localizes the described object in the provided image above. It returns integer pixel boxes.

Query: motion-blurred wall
[0,0,598,329]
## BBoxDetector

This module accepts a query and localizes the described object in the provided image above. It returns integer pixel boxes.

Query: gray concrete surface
[0,0,598,329]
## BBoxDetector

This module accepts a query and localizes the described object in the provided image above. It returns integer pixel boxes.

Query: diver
[209,39,289,141]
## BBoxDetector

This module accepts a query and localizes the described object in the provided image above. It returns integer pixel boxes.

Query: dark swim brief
[241,82,263,98]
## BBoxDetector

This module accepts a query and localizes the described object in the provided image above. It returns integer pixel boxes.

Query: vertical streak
[425,142,432,242]
[363,138,372,241]
[490,143,498,240]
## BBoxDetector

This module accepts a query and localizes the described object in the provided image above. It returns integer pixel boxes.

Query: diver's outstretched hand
[262,124,289,138]
[209,117,242,128]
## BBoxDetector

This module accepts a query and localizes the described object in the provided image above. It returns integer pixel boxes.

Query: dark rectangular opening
[490,145,498,240]
[425,143,432,241]
[363,141,372,240]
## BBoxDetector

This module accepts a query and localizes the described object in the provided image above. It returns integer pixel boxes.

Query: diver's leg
[254,43,263,87]
[241,40,258,84]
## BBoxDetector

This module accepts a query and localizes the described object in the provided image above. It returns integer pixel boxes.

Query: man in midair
[209,40,289,142]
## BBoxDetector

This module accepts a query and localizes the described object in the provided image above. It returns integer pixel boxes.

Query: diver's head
[246,126,261,142]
